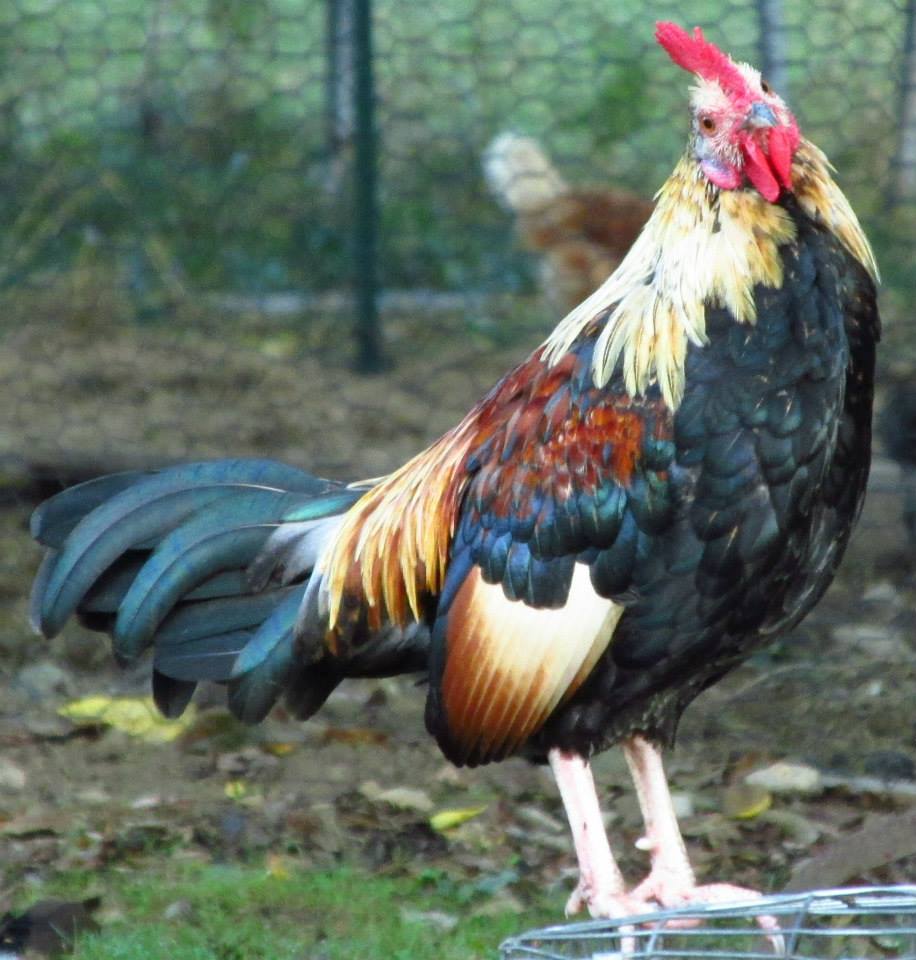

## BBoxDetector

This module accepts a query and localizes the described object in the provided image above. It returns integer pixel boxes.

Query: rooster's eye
[700,116,717,134]
[761,79,771,93]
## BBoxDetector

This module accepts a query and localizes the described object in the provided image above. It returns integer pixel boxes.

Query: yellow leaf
[58,696,196,743]
[224,780,247,800]
[322,727,389,746]
[265,854,291,880]
[430,805,488,832]
[722,783,772,820]
[262,742,297,757]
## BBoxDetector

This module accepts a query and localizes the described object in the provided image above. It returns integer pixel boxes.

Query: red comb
[655,22,750,102]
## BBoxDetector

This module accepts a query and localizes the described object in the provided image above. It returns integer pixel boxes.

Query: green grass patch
[26,861,562,960]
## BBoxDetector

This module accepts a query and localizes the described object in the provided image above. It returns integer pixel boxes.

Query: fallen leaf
[322,727,389,747]
[433,765,466,787]
[179,708,247,748]
[22,716,77,741]
[359,781,434,813]
[670,791,695,818]
[430,805,488,832]
[505,825,569,853]
[73,788,110,806]
[265,854,293,880]
[58,696,196,743]
[14,661,72,701]
[722,783,772,820]
[224,781,248,800]
[258,332,300,359]
[513,805,564,834]
[0,760,26,793]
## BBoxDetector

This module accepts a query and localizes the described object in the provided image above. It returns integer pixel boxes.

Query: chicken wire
[0,0,912,353]
[499,886,916,960]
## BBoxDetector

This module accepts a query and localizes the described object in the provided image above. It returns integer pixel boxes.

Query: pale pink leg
[548,748,646,920]
[623,736,782,948]
[622,735,696,904]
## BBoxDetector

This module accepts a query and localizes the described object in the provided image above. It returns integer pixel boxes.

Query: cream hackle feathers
[543,141,877,411]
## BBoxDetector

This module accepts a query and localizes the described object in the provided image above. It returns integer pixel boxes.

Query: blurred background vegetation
[0,0,912,336]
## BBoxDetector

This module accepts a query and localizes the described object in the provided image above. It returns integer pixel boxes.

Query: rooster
[484,131,652,312]
[31,23,878,922]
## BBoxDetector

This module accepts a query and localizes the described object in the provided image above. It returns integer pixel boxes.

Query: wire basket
[499,886,916,960]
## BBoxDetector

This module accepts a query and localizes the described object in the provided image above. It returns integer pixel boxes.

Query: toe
[587,891,653,921]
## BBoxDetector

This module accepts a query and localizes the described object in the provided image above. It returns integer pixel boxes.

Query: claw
[565,884,652,957]
[628,878,784,952]
[622,737,783,952]
[565,881,650,921]
[550,741,782,957]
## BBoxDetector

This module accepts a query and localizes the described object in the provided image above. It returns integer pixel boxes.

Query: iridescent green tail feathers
[30,459,362,721]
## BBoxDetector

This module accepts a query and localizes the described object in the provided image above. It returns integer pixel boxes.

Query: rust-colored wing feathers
[322,347,583,635]
[322,341,667,763]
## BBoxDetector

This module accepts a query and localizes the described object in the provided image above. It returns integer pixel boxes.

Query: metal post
[352,0,383,371]
[326,0,341,158]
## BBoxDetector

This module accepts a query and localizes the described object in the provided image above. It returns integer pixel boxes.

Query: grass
[34,862,916,960]
[23,861,562,960]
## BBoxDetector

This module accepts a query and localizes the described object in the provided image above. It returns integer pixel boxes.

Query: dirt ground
[0,300,914,909]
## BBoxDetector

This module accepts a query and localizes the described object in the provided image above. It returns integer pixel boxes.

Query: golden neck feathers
[543,140,877,411]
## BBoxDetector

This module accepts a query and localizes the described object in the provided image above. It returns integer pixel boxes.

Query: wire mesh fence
[499,886,916,960]
[0,0,912,345]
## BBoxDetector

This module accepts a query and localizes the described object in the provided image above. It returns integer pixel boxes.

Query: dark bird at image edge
[28,21,880,922]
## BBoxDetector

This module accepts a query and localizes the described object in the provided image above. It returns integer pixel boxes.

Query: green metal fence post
[352,0,383,371]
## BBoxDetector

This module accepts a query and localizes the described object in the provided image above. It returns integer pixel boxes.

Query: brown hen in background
[483,132,652,312]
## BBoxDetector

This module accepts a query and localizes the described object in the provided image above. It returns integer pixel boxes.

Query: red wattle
[767,127,794,190]
[741,136,780,202]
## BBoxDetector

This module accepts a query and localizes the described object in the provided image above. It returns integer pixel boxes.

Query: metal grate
[499,886,916,960]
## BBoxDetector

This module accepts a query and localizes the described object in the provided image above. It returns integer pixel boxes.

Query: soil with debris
[0,299,914,911]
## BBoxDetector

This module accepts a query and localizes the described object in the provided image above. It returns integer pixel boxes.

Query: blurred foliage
[0,0,911,317]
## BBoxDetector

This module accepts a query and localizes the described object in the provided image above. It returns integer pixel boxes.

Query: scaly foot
[629,872,783,951]
[565,879,649,920]
[565,879,653,957]
[631,869,762,909]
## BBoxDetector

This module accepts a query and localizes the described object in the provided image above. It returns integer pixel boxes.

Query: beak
[742,102,778,130]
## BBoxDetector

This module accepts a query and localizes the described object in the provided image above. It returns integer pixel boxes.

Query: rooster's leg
[622,735,781,941]
[549,748,645,919]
